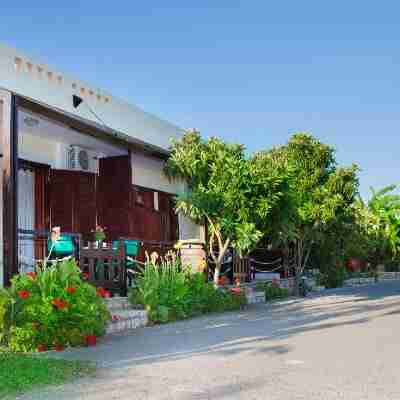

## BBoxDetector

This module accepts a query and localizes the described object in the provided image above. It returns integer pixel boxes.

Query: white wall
[131,152,184,194]
[178,214,204,242]
[19,132,58,167]
[18,110,126,170]
[0,43,183,152]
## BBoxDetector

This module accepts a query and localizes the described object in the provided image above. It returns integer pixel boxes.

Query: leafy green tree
[353,185,400,267]
[165,130,288,286]
[254,133,359,291]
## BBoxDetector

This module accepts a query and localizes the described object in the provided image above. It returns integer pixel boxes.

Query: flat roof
[0,43,183,152]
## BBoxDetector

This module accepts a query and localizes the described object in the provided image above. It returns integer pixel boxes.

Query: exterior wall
[19,132,58,167]
[0,43,183,152]
[178,214,204,242]
[131,152,184,194]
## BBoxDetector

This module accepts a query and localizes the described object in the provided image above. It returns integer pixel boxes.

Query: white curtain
[18,169,35,273]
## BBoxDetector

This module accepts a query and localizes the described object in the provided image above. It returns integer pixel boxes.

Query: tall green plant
[352,185,400,266]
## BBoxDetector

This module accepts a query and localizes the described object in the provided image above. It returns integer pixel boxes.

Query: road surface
[22,281,400,400]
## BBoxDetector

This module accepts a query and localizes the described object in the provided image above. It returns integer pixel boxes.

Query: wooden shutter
[50,170,96,236]
[74,172,96,236]
[50,170,74,232]
[98,155,131,240]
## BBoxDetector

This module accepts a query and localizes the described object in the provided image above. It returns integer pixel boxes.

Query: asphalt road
[22,281,400,400]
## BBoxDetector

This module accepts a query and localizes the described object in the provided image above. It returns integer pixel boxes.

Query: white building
[0,43,201,288]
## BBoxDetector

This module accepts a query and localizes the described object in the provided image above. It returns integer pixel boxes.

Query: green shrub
[129,253,247,323]
[264,282,289,301]
[0,259,110,352]
[316,265,347,289]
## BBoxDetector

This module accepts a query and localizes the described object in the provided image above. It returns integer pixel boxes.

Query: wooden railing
[17,231,177,295]
[233,255,251,282]
[79,241,127,296]
[131,238,176,264]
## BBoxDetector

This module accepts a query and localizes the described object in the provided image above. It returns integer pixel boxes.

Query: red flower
[85,335,97,347]
[51,298,68,310]
[54,344,65,352]
[26,272,36,280]
[111,315,121,322]
[18,290,30,299]
[37,344,47,352]
[66,286,76,295]
[96,287,111,298]
[81,272,90,280]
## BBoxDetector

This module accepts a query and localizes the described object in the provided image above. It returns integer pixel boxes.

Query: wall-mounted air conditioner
[66,145,96,172]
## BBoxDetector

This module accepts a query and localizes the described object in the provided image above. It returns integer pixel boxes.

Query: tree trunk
[213,262,221,287]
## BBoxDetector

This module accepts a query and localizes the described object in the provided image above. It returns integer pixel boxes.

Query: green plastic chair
[112,240,141,287]
[112,239,140,268]
[47,235,75,258]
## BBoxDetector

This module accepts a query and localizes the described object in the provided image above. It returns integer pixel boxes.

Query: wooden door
[50,170,96,236]
[97,155,131,240]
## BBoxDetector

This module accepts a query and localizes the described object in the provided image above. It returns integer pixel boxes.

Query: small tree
[352,185,400,268]
[165,130,288,286]
[254,133,359,291]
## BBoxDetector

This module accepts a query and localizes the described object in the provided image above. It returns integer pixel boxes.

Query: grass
[0,351,95,399]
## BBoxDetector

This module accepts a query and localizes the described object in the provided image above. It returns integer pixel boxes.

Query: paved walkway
[22,282,400,400]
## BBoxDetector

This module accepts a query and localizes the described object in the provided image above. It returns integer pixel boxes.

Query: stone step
[105,297,131,311]
[106,309,148,334]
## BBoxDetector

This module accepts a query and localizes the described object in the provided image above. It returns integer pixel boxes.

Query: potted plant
[92,225,106,248]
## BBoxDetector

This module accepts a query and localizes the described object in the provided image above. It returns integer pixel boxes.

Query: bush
[129,253,247,323]
[0,259,110,352]
[264,282,289,301]
[316,265,347,289]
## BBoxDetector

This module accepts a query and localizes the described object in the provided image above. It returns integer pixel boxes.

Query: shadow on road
[48,281,400,372]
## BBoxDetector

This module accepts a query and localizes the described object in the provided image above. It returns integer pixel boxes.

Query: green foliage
[0,351,95,397]
[254,133,359,284]
[0,259,110,352]
[351,185,400,266]
[165,130,289,284]
[129,254,247,323]
[316,266,347,289]
[263,282,289,301]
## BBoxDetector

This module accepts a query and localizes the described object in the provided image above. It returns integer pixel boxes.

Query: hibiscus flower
[66,286,76,295]
[18,290,30,299]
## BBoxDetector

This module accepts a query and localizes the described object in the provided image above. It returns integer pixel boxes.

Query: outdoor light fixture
[72,94,83,109]
[23,116,40,128]
[72,94,107,128]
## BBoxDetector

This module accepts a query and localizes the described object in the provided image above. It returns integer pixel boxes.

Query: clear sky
[2,1,399,199]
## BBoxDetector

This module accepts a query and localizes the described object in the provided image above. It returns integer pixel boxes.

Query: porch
[1,91,186,287]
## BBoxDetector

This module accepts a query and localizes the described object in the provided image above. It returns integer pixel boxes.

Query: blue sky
[2,1,399,199]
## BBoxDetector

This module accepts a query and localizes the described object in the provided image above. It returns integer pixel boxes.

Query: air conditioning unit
[66,145,94,172]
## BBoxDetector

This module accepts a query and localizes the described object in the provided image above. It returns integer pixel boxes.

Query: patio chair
[112,239,141,286]
[47,235,75,259]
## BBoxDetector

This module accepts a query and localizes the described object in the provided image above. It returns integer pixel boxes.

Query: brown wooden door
[50,170,96,236]
[97,155,131,240]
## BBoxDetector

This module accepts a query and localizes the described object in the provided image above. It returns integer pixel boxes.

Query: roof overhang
[15,93,171,160]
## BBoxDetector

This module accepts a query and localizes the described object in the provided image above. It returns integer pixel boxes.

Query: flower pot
[85,335,97,347]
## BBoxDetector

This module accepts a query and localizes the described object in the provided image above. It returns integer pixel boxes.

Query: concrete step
[106,309,148,334]
[105,297,131,311]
